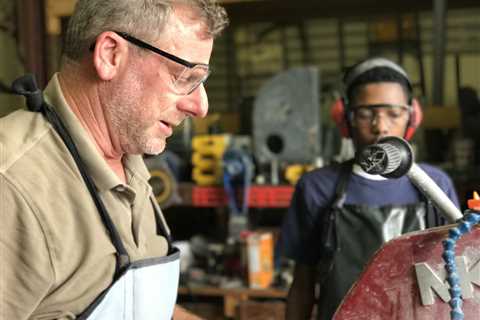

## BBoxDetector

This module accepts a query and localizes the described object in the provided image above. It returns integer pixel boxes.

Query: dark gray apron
[316,163,430,320]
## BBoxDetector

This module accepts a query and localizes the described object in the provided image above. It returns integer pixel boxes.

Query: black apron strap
[150,196,173,253]
[418,188,445,228]
[11,74,130,278]
[331,160,354,208]
[318,159,354,259]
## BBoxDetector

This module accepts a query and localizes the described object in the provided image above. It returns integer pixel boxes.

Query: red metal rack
[189,185,294,208]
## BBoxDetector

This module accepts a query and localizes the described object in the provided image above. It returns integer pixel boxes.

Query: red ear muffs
[331,98,350,138]
[404,98,423,140]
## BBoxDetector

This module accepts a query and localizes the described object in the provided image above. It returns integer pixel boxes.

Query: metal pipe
[408,163,463,223]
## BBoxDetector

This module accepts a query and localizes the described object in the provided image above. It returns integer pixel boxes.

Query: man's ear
[92,32,126,81]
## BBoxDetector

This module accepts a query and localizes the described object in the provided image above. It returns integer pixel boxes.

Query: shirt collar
[352,163,387,181]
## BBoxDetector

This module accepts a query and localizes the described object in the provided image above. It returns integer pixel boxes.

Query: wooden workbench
[178,286,287,318]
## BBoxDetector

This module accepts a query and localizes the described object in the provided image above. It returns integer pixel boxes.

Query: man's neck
[58,65,126,183]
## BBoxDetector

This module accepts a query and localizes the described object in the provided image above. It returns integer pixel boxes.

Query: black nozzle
[356,136,413,178]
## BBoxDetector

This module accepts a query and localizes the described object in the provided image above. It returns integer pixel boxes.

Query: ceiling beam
[223,0,480,24]
[44,0,480,33]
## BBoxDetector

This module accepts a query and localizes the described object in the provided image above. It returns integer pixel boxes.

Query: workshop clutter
[191,133,318,189]
[144,154,180,208]
[179,232,275,289]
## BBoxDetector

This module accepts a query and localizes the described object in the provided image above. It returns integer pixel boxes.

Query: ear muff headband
[343,58,412,94]
[333,57,421,140]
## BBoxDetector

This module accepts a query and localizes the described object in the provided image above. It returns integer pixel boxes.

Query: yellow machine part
[192,167,223,186]
[192,134,231,156]
[191,134,231,186]
[191,153,218,169]
[285,164,314,185]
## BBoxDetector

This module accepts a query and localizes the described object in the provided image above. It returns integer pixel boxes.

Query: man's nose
[371,113,390,134]
[177,84,209,118]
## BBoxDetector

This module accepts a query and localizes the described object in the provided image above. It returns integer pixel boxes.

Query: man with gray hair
[1,1,228,319]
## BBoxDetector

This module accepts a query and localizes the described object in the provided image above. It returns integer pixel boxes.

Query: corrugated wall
[0,0,25,116]
[206,7,480,113]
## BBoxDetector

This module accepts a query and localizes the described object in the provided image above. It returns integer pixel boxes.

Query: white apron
[79,248,180,320]
[77,197,181,320]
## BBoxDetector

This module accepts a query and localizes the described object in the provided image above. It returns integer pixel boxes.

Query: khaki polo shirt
[1,74,170,320]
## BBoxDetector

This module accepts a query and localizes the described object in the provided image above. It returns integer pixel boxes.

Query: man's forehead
[353,103,410,110]
[166,5,211,41]
[353,82,409,102]
[358,82,406,92]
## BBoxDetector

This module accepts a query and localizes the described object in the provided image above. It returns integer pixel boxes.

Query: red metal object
[191,185,294,208]
[334,226,480,319]
[468,191,480,210]
[191,186,228,207]
[248,185,294,208]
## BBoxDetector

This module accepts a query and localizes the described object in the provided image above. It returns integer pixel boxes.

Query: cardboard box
[246,232,274,289]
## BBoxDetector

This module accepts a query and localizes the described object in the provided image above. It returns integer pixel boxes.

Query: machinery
[334,137,480,320]
[252,67,321,183]
[144,152,181,208]
[223,147,254,239]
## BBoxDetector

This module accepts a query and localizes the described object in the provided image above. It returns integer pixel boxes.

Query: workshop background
[1,0,479,319]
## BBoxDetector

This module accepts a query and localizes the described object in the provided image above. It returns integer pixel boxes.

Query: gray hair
[62,0,229,61]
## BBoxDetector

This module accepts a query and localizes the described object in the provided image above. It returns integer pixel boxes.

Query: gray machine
[253,67,321,176]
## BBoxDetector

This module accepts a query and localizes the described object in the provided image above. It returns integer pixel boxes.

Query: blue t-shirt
[280,162,460,265]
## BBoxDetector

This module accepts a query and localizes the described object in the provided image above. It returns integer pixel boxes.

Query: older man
[1,1,228,319]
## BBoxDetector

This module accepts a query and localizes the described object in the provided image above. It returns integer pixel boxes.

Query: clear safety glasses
[351,104,411,127]
[115,31,211,95]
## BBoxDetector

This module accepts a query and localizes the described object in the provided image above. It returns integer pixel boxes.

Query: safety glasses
[351,104,411,127]
[115,31,211,95]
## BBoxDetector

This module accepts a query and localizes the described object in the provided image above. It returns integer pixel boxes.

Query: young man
[0,1,228,319]
[280,57,460,320]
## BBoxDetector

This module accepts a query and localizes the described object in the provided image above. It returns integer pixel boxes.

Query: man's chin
[142,140,166,156]
[143,147,165,156]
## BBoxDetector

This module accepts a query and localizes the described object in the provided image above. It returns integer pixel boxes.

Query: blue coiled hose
[442,209,480,320]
